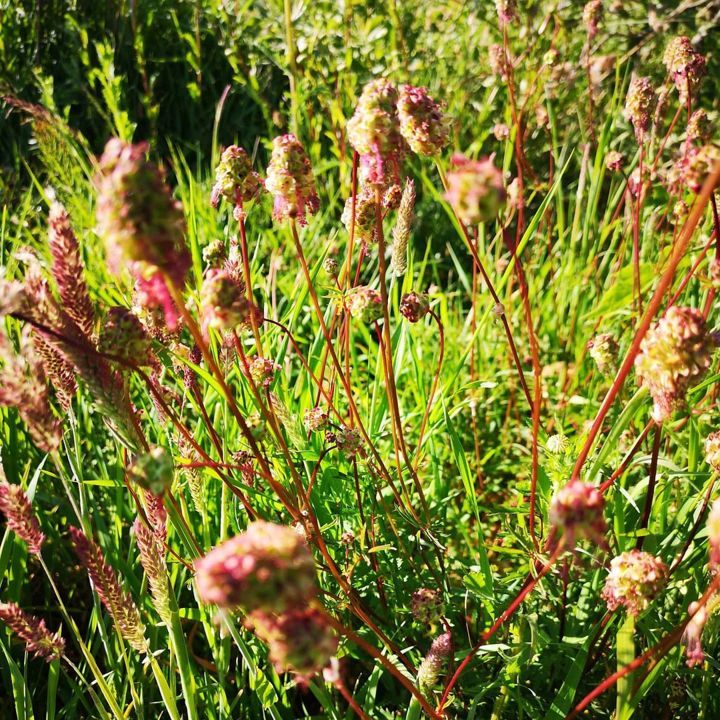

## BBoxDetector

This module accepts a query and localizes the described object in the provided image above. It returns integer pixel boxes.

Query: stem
[616,613,635,720]
[635,423,661,550]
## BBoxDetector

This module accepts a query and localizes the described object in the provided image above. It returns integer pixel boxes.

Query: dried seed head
[445,154,506,225]
[588,332,619,375]
[247,608,337,678]
[95,139,189,330]
[0,602,64,662]
[303,407,328,432]
[265,134,319,225]
[549,480,606,547]
[194,521,317,611]
[127,447,174,495]
[682,600,708,667]
[417,632,452,691]
[583,0,603,38]
[601,550,667,616]
[200,268,261,337]
[604,151,624,172]
[69,526,147,652]
[98,307,154,367]
[411,588,445,623]
[663,36,706,103]
[399,292,430,323]
[345,286,383,323]
[397,85,449,157]
[390,179,415,275]
[0,474,45,555]
[210,145,264,219]
[347,79,404,185]
[624,76,657,141]
[635,307,714,422]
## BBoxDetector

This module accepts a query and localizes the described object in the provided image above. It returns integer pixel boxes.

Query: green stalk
[167,586,200,720]
[616,613,636,720]
[147,654,181,720]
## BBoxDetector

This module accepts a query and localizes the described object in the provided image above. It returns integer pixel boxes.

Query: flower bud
[583,0,603,39]
[588,332,619,375]
[243,357,279,388]
[663,36,706,104]
[400,292,430,323]
[604,151,624,172]
[445,154,506,225]
[200,268,261,336]
[417,632,452,691]
[341,189,379,243]
[549,480,606,547]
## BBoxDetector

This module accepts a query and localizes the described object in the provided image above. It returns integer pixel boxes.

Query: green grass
[1,0,720,718]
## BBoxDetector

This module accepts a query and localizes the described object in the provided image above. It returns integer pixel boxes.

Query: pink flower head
[445,154,506,225]
[194,521,318,611]
[418,632,453,691]
[210,145,264,219]
[265,134,319,225]
[397,85,449,157]
[0,602,64,662]
[345,286,383,323]
[200,268,261,337]
[601,550,667,616]
[411,587,444,623]
[663,36,706,103]
[582,0,603,39]
[400,292,430,323]
[0,477,45,555]
[549,480,606,547]
[303,407,328,432]
[682,600,708,667]
[624,77,657,142]
[242,356,280,388]
[495,0,517,25]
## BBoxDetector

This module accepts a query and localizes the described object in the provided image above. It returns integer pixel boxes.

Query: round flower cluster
[210,145,264,219]
[265,134,319,225]
[587,332,619,375]
[194,521,317,611]
[397,85,450,157]
[98,307,154,367]
[687,110,712,143]
[200,268,261,337]
[243,357,279,389]
[246,608,338,679]
[399,291,430,323]
[683,144,720,194]
[663,36,706,104]
[411,587,445,624]
[341,189,379,243]
[445,154,506,226]
[128,447,174,495]
[549,480,606,547]
[345,286,383,323]
[488,44,511,80]
[303,407,328,433]
[327,427,363,459]
[601,550,668,616]
[624,76,657,141]
[604,151,624,173]
[634,307,714,423]
[202,239,226,266]
[495,0,517,25]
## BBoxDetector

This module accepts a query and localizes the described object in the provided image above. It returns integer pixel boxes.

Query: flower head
[683,144,720,194]
[0,474,45,555]
[98,307,154,367]
[635,307,714,422]
[200,268,261,337]
[194,521,317,611]
[411,588,445,623]
[583,0,603,38]
[326,427,363,459]
[243,357,279,388]
[682,600,708,667]
[211,145,264,219]
[345,286,383,323]
[0,602,64,662]
[588,332,619,375]
[304,407,328,432]
[127,447,174,495]
[341,189,379,244]
[601,550,667,615]
[663,37,706,103]
[704,432,720,473]
[445,154,506,225]
[417,632,452,691]
[604,151,624,173]
[549,480,606,547]
[687,110,712,143]
[397,85,449,156]
[400,292,430,323]
[265,134,319,225]
[347,79,404,184]
[495,0,517,25]
[624,77,657,141]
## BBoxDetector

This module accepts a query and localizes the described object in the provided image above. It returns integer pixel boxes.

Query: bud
[303,407,328,432]
[242,356,279,388]
[0,475,45,555]
[604,151,624,172]
[399,292,430,323]
[0,602,64,662]
[194,521,317,611]
[493,123,510,141]
[210,145,264,219]
[488,44,511,80]
[546,433,569,454]
[127,447,174,495]
[601,550,667,616]
[549,480,606,547]
[98,307,154,367]
[588,332,619,375]
[200,268,261,337]
[663,36,706,104]
[417,632,452,691]
[411,588,444,623]
[326,427,363,459]
[397,85,449,157]
[323,257,339,278]
[265,134,320,225]
[346,79,404,184]
[635,307,714,422]
[624,76,657,141]
[445,154,506,225]
[345,286,383,323]
[247,608,337,678]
